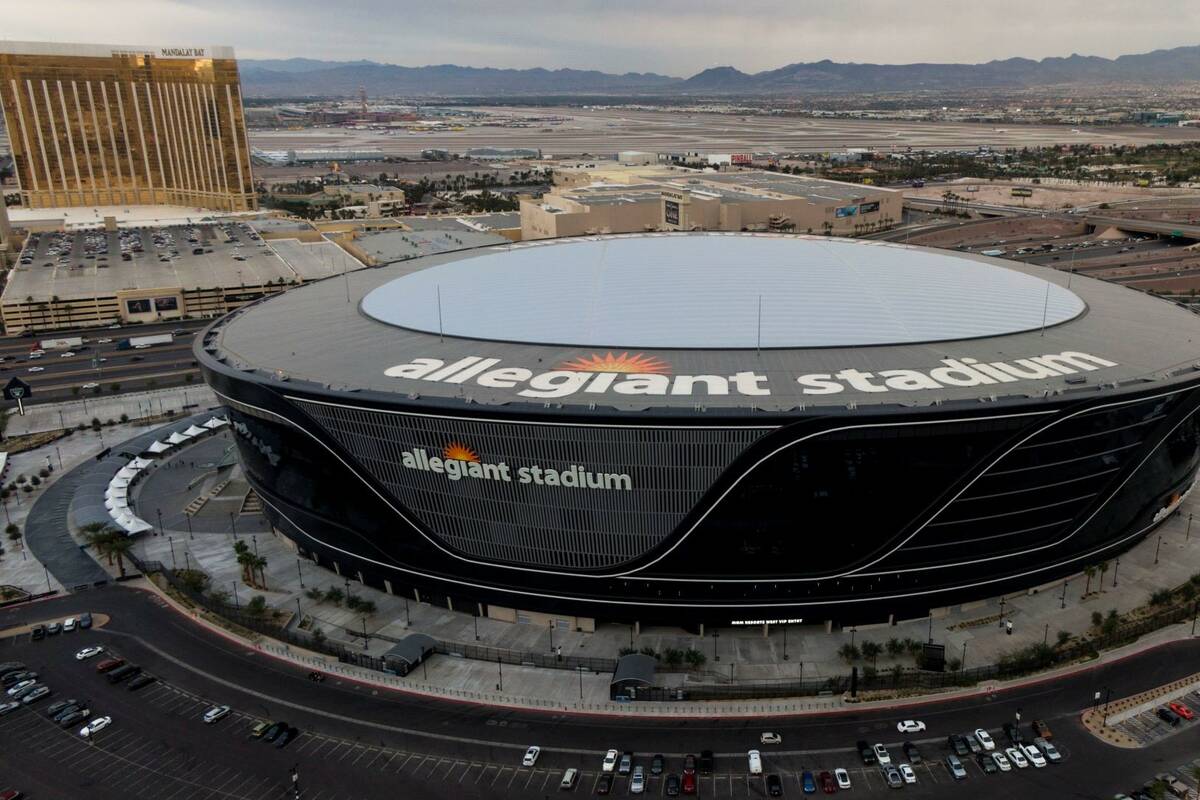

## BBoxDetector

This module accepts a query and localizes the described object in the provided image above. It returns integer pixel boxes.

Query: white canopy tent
[183,425,207,437]
[146,440,172,454]
[166,432,190,445]
[203,417,229,429]
[116,466,139,480]
[129,457,153,469]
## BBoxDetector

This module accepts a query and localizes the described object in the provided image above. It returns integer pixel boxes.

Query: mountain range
[239,45,1200,97]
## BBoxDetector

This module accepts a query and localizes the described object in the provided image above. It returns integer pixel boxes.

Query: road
[0,587,1198,798]
[0,318,208,404]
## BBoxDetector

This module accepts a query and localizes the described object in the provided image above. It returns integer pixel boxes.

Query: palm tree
[107,537,133,578]
[1097,561,1109,592]
[1084,565,1096,595]
[250,554,268,590]
[80,522,121,565]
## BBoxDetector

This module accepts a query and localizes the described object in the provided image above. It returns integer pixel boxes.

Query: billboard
[664,200,680,226]
[155,296,179,312]
[835,205,858,218]
[858,201,880,214]
[126,298,152,314]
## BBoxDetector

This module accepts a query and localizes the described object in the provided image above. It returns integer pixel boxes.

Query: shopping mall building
[198,233,1200,629]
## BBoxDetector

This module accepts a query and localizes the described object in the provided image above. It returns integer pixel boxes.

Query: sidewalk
[5,385,218,436]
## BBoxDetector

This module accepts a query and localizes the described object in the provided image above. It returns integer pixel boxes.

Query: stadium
[197,233,1200,627]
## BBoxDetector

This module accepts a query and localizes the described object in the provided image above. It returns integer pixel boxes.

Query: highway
[0,318,209,405]
[1,587,1198,798]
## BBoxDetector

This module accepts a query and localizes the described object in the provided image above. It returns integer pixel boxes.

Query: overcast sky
[7,0,1199,75]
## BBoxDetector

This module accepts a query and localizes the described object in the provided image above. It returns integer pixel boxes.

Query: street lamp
[156,508,164,537]
[1155,535,1162,565]
[296,558,304,588]
[185,513,194,541]
[229,512,238,539]
[1188,513,1194,542]
[549,619,555,653]
[361,616,368,650]
[232,581,240,609]
[1061,580,1069,609]
[344,577,351,604]
[1112,558,1120,587]
[169,537,177,570]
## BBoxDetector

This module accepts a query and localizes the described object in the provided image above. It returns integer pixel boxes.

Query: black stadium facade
[198,233,1200,626]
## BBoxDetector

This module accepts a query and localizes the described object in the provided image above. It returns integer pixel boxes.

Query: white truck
[117,333,174,351]
[39,336,83,350]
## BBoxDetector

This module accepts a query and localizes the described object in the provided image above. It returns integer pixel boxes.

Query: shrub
[662,648,684,667]
[618,646,637,657]
[29,476,40,487]
[312,627,326,644]
[638,646,659,660]
[90,417,101,429]
[1101,609,1121,637]
[37,468,49,478]
[683,648,706,667]
[119,413,129,423]
[323,587,344,606]
[837,643,861,663]
[246,595,268,615]
[885,637,903,657]
[357,600,376,615]
[1091,611,1103,628]
[4,523,18,536]
[1056,630,1071,647]
[304,587,324,601]
[178,570,209,593]
[945,657,962,672]
[1149,588,1173,606]
[860,640,882,664]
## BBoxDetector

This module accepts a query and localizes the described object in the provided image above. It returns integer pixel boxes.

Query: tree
[1056,630,1071,647]
[837,643,861,663]
[1084,565,1096,595]
[861,640,883,667]
[323,586,344,606]
[683,648,706,667]
[250,554,268,589]
[885,638,903,657]
[80,522,121,566]
[1097,561,1109,591]
[1091,611,1103,629]
[246,595,268,616]
[1101,609,1121,637]
[106,536,133,578]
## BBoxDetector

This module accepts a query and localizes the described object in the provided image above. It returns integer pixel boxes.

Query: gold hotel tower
[0,41,256,211]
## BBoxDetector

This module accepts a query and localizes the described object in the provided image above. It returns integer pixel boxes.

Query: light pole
[1113,558,1120,588]
[404,596,410,626]
[185,513,193,541]
[783,624,789,661]
[474,613,479,641]
[169,537,177,570]
[229,512,238,539]
[1043,623,1049,646]
[296,558,304,588]
[361,616,368,650]
[1155,535,1162,565]
[1188,513,1194,542]
[252,534,258,558]
[497,657,503,691]
[1061,580,1069,609]
[184,551,190,572]
[577,665,584,700]
[549,620,555,653]
[344,578,351,605]
[961,641,968,670]
[156,508,164,537]
[232,581,240,610]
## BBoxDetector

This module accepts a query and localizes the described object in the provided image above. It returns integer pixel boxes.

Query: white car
[747,749,762,775]
[1005,746,1029,769]
[630,766,645,794]
[834,768,852,789]
[896,720,926,734]
[522,745,540,767]
[899,763,917,784]
[21,685,50,704]
[27,366,44,373]
[81,382,99,390]
[134,344,151,349]
[873,743,891,766]
[97,338,112,343]
[602,749,618,772]
[991,751,1012,772]
[80,716,112,737]
[6,679,36,697]
[0,701,19,716]
[60,352,75,358]
[760,732,782,745]
[75,646,104,660]
[203,705,230,724]
[1021,744,1046,768]
[63,617,76,632]
[974,728,995,750]
[1033,737,1061,763]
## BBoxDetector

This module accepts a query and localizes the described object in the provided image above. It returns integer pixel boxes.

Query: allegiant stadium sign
[383,350,1119,400]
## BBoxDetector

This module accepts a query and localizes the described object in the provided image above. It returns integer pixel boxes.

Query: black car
[965,734,983,754]
[0,663,26,677]
[275,725,298,748]
[53,703,85,723]
[1003,722,1023,744]
[45,699,76,718]
[664,774,680,796]
[977,753,998,774]
[31,625,46,640]
[699,751,713,775]
[79,613,93,629]
[2,671,37,688]
[903,741,923,764]
[858,740,877,765]
[596,774,613,795]
[948,734,969,756]
[1156,708,1181,726]
[107,664,141,684]
[127,674,156,691]
[651,754,665,775]
[262,721,288,743]
[766,773,783,797]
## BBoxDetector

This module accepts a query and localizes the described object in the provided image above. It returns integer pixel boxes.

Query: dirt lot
[905,180,1194,211]
[908,217,1086,248]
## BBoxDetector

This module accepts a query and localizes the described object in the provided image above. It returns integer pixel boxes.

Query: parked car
[1034,737,1061,763]
[6,680,36,697]
[977,752,998,774]
[1157,708,1182,726]
[1003,722,1023,744]
[834,768,852,789]
[596,774,613,795]
[883,766,903,788]
[250,721,272,739]
[618,752,633,775]
[602,749,618,773]
[799,770,815,794]
[20,686,50,705]
[1154,772,1190,798]
[1032,719,1053,739]
[630,766,645,794]
[1005,747,1029,769]
[664,773,680,796]
[873,743,891,765]
[560,768,579,791]
[896,720,925,734]
[45,699,75,718]
[946,754,968,780]
[127,674,155,691]
[684,754,697,775]
[857,740,876,765]
[974,728,996,750]
[75,646,104,661]
[262,722,288,743]
[0,701,20,716]
[30,626,45,641]
[965,734,983,754]
[62,617,76,632]
[1021,744,1047,768]
[95,658,125,673]
[760,732,782,745]
[990,751,1012,772]
[747,750,763,775]
[79,716,112,737]
[903,740,922,763]
[274,726,297,748]
[948,734,970,756]
[681,771,696,795]
[203,705,230,724]
[1168,702,1194,721]
[899,764,917,784]
[651,754,664,775]
[522,746,540,767]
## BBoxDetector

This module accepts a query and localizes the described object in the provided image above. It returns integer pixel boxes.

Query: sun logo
[558,352,671,374]
[443,442,480,462]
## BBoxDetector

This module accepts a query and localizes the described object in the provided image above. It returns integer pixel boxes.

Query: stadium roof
[200,233,1200,414]
[360,236,1085,349]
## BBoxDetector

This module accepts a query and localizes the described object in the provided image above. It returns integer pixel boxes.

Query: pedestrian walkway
[5,385,217,436]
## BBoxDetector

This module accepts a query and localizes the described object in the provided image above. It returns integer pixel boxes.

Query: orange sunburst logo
[558,352,671,374]
[443,442,480,462]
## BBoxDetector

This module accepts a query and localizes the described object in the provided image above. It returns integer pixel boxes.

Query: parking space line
[477,764,495,784]
[461,763,481,783]
[492,766,511,786]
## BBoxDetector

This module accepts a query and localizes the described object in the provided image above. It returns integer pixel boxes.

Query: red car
[1169,701,1195,720]
[820,770,837,793]
[0,790,25,800]
[95,658,125,673]
[681,771,696,795]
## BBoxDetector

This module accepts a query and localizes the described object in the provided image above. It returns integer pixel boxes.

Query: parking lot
[1110,688,1200,747]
